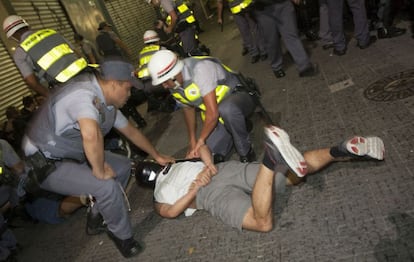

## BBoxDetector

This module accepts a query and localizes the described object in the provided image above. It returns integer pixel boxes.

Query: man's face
[150,0,161,6]
[111,81,132,108]
[161,73,183,89]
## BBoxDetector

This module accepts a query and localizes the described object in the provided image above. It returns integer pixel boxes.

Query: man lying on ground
[135,125,385,232]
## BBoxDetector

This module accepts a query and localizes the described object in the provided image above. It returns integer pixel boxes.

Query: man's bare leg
[242,126,308,232]
[242,164,275,232]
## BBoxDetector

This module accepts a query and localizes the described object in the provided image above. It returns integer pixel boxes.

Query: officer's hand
[155,154,175,166]
[291,0,301,5]
[186,148,199,159]
[217,18,223,25]
[93,163,115,180]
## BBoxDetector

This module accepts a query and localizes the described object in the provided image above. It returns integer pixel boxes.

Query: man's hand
[291,0,301,5]
[188,167,213,191]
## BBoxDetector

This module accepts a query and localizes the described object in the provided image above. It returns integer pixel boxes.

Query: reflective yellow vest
[166,0,196,25]
[227,0,253,14]
[137,44,161,80]
[170,57,239,123]
[20,29,88,83]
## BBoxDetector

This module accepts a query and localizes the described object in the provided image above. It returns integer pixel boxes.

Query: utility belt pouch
[235,74,261,98]
[0,166,18,186]
[24,151,56,194]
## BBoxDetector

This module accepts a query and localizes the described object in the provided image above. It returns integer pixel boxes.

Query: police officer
[148,50,257,162]
[2,15,88,97]
[147,0,201,56]
[217,0,267,63]
[21,60,174,258]
[251,0,318,78]
[136,30,176,113]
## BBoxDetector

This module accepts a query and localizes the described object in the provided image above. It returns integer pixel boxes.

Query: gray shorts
[196,161,286,231]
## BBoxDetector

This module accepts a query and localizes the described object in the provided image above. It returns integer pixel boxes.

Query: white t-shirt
[154,161,204,216]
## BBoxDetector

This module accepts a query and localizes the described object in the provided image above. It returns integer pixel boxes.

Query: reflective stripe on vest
[20,29,88,83]
[166,0,196,25]
[137,45,160,79]
[228,0,252,14]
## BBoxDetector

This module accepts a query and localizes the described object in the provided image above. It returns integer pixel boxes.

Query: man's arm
[182,106,198,155]
[154,187,198,218]
[154,167,212,218]
[114,38,132,57]
[217,0,224,24]
[24,74,49,97]
[116,121,174,165]
[78,118,114,179]
[165,10,178,34]
[189,91,219,156]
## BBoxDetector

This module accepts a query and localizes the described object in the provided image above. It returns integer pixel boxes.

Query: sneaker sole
[345,136,385,160]
[264,126,308,177]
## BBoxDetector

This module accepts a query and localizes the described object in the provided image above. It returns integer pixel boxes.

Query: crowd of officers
[0,0,411,259]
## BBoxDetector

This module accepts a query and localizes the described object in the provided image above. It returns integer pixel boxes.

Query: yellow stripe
[55,58,88,82]
[20,29,56,51]
[38,43,73,70]
[177,4,189,12]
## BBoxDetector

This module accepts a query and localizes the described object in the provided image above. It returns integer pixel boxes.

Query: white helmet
[148,50,184,86]
[143,30,160,44]
[3,15,29,38]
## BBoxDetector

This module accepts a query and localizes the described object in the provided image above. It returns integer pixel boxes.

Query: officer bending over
[22,60,174,258]
[148,50,257,163]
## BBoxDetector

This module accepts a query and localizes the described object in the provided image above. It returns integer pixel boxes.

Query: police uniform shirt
[0,139,21,168]
[13,30,37,79]
[182,58,227,96]
[13,30,77,81]
[53,74,128,136]
[160,0,175,13]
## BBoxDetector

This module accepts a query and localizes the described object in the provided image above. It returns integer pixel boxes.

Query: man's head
[22,95,36,110]
[146,0,160,6]
[74,33,84,44]
[148,50,184,88]
[134,160,164,189]
[100,60,140,108]
[143,30,160,44]
[98,21,112,31]
[3,15,29,40]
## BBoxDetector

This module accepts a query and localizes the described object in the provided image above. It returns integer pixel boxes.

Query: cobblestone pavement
[12,14,414,262]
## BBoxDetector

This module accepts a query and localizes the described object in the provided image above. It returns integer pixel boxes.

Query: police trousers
[206,91,256,157]
[39,151,132,239]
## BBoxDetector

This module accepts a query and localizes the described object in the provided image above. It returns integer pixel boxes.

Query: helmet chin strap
[171,78,181,90]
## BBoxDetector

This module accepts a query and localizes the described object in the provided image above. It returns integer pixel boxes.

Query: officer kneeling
[148,50,257,163]
[22,60,174,258]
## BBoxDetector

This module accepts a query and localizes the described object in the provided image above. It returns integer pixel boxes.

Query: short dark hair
[74,33,84,41]
[22,95,35,107]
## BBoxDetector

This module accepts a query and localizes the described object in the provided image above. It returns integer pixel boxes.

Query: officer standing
[148,50,257,162]
[22,60,174,258]
[217,0,267,63]
[2,15,88,97]
[147,0,201,56]
[251,0,318,78]
[95,21,132,61]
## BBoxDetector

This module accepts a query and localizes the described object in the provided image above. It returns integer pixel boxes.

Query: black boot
[86,206,107,235]
[107,231,143,258]
[240,147,256,163]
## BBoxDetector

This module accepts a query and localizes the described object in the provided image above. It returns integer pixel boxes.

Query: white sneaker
[345,136,385,160]
[264,126,308,177]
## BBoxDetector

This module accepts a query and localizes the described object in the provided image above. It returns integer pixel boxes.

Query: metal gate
[103,0,156,64]
[0,0,76,123]
[0,42,31,123]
